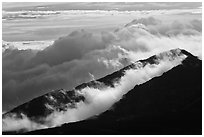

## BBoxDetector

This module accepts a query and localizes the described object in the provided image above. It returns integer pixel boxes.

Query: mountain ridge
[3,48,201,134]
[3,48,187,118]
[24,48,202,135]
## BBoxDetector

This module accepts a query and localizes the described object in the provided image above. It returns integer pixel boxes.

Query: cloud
[2,49,187,132]
[3,113,48,132]
[3,40,53,51]
[2,10,61,20]
[125,17,161,27]
[147,19,202,36]
[2,44,130,111]
[2,16,202,113]
[30,29,110,66]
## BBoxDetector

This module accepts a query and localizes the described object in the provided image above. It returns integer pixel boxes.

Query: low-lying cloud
[3,50,187,132]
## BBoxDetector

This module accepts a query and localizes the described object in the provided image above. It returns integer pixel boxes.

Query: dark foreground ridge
[3,49,202,135]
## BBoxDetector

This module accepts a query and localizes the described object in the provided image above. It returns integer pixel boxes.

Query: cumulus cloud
[2,50,187,132]
[2,16,202,113]
[31,29,110,66]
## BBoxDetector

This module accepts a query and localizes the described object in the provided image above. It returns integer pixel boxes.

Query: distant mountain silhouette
[3,49,202,135]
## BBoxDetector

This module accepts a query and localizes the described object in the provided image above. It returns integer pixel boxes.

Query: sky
[2,2,202,112]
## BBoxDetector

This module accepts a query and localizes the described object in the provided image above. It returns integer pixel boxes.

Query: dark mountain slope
[22,49,202,135]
